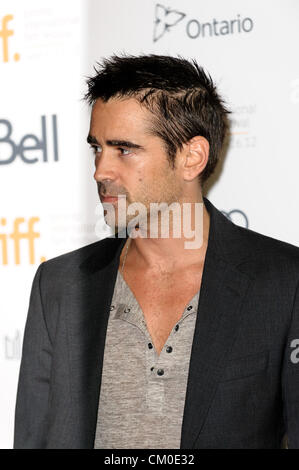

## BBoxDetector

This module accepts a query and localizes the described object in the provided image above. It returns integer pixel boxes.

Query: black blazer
[14,197,299,448]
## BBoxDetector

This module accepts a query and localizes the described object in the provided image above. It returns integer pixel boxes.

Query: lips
[101,195,118,201]
[100,193,124,204]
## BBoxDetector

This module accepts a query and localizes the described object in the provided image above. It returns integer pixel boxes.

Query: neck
[120,196,210,273]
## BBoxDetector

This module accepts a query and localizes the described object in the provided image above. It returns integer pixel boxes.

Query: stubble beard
[102,166,184,238]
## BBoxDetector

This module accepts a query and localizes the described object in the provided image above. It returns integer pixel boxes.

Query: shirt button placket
[146,338,164,412]
[147,338,156,374]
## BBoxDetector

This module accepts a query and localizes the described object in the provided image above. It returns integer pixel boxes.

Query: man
[14,54,299,449]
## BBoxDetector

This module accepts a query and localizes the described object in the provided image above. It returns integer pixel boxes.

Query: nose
[93,149,116,183]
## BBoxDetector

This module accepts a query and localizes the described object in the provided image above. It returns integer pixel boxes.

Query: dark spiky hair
[84,54,230,184]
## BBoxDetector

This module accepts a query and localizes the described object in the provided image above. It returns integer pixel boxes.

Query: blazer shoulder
[38,237,113,278]
[234,223,299,273]
[208,199,299,274]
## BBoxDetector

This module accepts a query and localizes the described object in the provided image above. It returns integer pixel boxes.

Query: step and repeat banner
[1,0,299,448]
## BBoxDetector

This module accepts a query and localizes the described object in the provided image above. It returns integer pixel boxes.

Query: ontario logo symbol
[153,4,185,42]
[153,4,254,42]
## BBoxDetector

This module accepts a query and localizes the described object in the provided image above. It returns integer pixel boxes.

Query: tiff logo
[0,14,20,62]
[0,217,46,265]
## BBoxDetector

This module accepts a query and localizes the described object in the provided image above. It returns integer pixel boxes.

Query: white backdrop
[1,0,299,448]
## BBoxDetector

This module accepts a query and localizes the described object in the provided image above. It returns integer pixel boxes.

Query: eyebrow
[87,134,144,150]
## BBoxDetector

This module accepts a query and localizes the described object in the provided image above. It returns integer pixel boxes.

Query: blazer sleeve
[13,262,52,449]
[282,280,299,449]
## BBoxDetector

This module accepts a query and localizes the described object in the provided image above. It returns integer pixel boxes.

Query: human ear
[182,136,209,181]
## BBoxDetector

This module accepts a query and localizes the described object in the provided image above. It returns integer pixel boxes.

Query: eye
[118,148,131,156]
[90,145,102,155]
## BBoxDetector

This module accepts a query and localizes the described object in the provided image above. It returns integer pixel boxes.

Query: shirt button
[110,305,115,311]
[187,305,193,311]
[175,324,179,332]
[157,369,164,376]
[148,343,153,349]
[150,367,154,371]
[124,307,131,313]
[166,346,173,353]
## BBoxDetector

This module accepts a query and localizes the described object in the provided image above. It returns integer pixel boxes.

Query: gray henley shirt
[94,268,200,449]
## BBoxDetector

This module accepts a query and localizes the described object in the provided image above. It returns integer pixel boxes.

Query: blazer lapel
[180,250,253,448]
[180,198,254,448]
[65,234,128,448]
